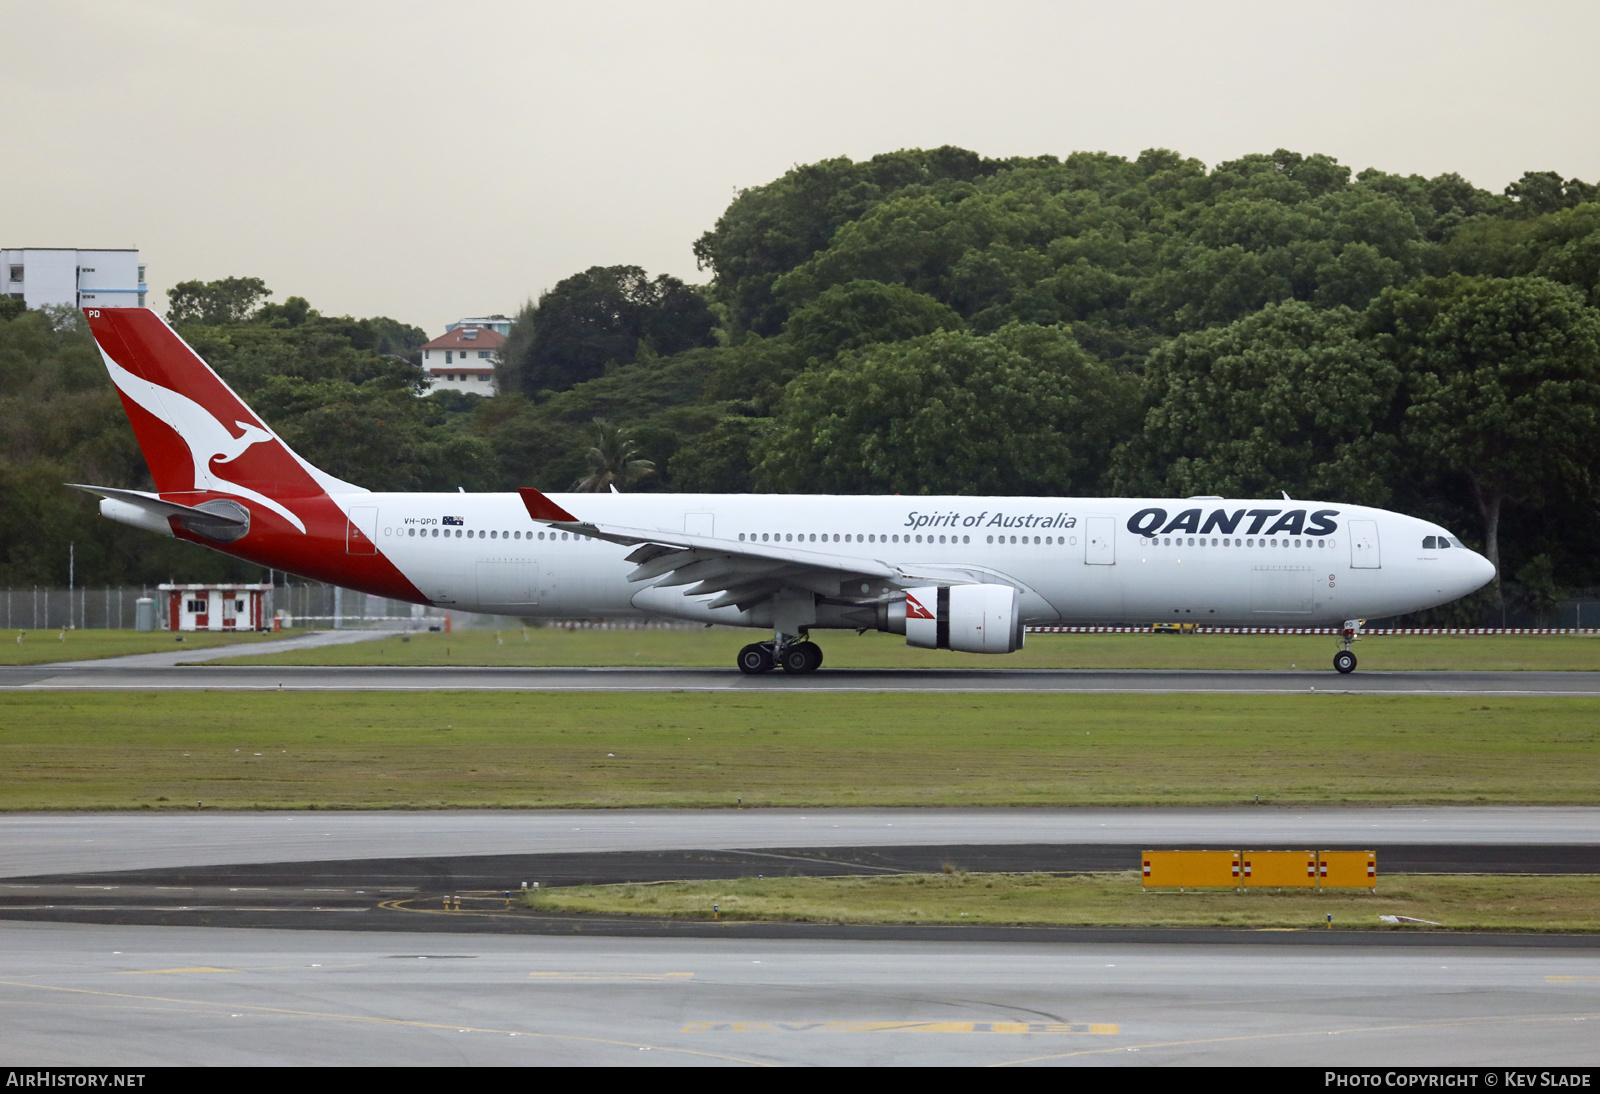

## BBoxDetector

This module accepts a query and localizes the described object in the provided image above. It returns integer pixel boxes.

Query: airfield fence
[1,585,707,632]
[0,584,453,632]
[3,586,160,631]
[8,585,1600,634]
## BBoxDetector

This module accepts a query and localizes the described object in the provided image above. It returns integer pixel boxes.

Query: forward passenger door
[1348,520,1381,568]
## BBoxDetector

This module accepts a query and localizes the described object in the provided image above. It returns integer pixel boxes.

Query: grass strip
[222,628,1600,672]
[0,628,301,666]
[530,871,1600,933]
[2,691,1597,810]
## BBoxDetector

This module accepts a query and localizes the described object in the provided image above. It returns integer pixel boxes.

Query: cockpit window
[1423,536,1438,549]
[1447,536,1465,548]
[1438,537,1451,549]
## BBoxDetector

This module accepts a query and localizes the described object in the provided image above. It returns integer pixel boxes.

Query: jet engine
[875,584,1024,654]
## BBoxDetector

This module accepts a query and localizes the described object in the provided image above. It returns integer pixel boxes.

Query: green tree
[572,419,655,492]
[694,147,1003,335]
[1525,203,1600,306]
[510,266,716,394]
[757,324,1136,495]
[1505,172,1598,218]
[1115,301,1401,503]
[496,300,538,395]
[165,276,271,325]
[783,279,961,362]
[1368,275,1600,581]
[669,414,769,492]
[1514,553,1563,624]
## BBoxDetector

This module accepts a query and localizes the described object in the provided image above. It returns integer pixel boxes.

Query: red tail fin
[83,308,356,532]
[83,307,426,603]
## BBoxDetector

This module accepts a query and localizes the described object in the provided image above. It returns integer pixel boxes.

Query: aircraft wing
[519,487,978,611]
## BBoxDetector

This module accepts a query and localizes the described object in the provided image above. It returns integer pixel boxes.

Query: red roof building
[421,325,505,395]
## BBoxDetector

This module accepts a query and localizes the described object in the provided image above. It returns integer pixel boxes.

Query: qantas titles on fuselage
[72,308,1496,673]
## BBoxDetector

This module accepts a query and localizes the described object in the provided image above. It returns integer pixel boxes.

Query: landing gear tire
[779,642,823,674]
[1333,650,1357,674]
[737,643,774,675]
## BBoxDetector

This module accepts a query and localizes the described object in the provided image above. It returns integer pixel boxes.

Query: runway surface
[8,807,1600,878]
[4,921,1597,1065]
[7,663,1600,694]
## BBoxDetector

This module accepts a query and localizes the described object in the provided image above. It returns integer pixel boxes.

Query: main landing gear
[737,638,824,675]
[1333,618,1365,674]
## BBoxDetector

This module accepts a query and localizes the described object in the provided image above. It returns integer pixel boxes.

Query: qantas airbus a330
[74,308,1494,674]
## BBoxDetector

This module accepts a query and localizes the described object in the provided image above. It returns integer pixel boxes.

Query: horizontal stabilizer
[68,484,247,524]
[72,484,252,542]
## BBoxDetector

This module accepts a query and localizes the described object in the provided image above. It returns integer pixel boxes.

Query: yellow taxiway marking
[1547,976,1600,982]
[0,979,769,1067]
[682,1021,1117,1034]
[989,1010,1600,1067]
[378,897,513,919]
[118,967,238,975]
[531,972,693,981]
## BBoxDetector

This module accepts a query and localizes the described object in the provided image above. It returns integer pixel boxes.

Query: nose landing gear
[1333,618,1365,674]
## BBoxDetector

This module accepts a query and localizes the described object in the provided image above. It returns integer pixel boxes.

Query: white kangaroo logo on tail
[213,420,274,465]
[99,351,309,533]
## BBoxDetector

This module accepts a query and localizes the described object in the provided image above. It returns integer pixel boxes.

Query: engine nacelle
[892,584,1023,654]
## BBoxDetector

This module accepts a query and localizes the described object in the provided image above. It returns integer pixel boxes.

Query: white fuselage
[354,492,1495,628]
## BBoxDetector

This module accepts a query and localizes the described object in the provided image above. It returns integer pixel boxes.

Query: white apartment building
[3,248,146,310]
[445,315,512,336]
[421,324,505,394]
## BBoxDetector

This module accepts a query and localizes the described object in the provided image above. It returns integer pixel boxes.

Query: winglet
[519,487,580,523]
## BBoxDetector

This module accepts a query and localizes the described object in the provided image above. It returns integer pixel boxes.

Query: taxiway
[4,922,1596,1066]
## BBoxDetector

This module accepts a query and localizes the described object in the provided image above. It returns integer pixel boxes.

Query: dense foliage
[4,148,1599,619]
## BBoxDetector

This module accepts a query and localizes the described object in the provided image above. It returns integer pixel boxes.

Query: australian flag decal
[442,515,464,526]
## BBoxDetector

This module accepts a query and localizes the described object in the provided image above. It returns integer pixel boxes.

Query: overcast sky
[7,0,1597,333]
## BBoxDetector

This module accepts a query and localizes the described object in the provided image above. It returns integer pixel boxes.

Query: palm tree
[572,419,655,492]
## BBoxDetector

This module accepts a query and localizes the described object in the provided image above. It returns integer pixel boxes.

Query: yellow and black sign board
[1143,850,1375,889]
[1140,851,1240,888]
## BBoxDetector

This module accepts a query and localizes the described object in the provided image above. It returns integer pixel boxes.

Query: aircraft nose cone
[1466,550,1497,593]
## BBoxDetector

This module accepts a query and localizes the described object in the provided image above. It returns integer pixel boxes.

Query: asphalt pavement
[7,663,1600,694]
[8,807,1600,879]
[4,921,1596,1065]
